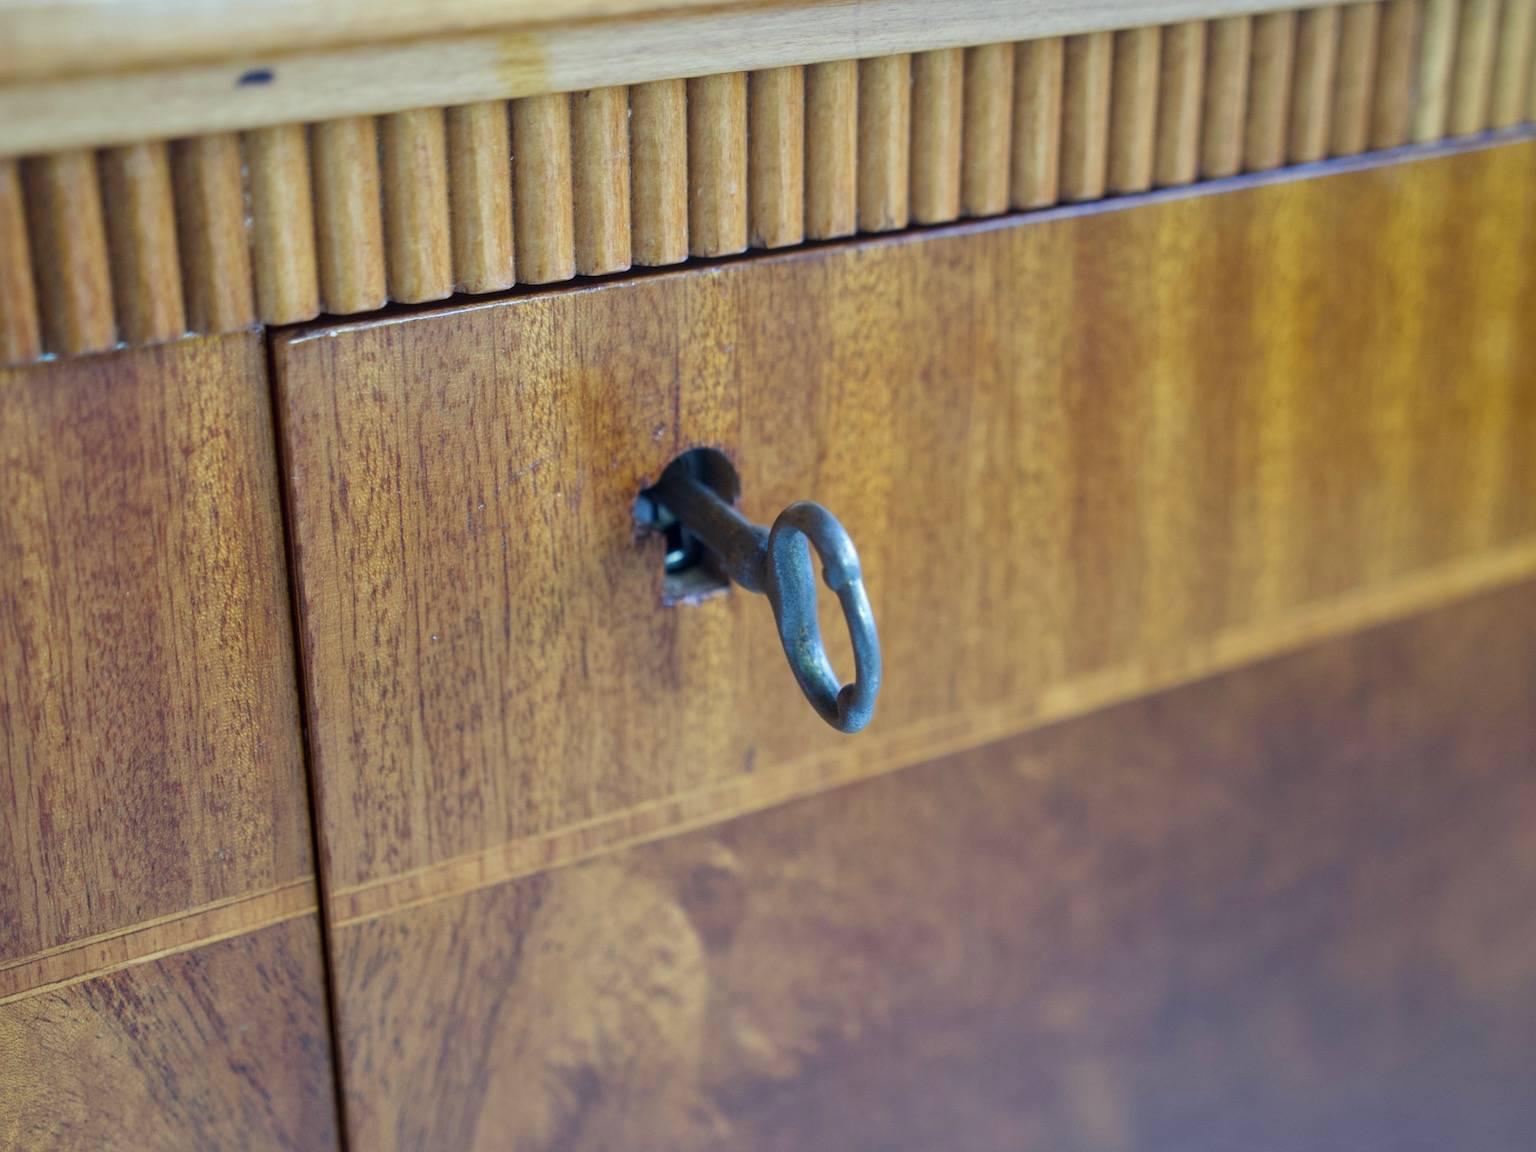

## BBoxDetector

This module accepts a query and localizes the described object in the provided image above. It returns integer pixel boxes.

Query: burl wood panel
[0,333,311,962]
[335,580,1536,1151]
[274,141,1536,918]
[0,916,340,1151]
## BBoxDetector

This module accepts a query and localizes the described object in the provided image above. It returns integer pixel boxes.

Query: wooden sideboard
[3,2,1536,1149]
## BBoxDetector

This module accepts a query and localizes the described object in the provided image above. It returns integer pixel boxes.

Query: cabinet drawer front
[277,141,1536,903]
[273,142,1536,1144]
[335,579,1536,1149]
[1,335,338,1148]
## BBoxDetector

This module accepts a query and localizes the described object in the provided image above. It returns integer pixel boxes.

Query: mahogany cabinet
[4,0,1536,1148]
[0,337,340,1148]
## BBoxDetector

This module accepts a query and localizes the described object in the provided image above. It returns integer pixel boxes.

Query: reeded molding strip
[2,0,1534,365]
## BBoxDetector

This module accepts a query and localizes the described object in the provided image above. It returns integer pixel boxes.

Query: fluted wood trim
[2,1,1531,367]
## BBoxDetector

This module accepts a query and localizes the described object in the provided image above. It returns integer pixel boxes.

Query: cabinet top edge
[1,0,1309,156]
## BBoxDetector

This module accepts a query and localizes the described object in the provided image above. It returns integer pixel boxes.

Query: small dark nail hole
[237,68,275,87]
[636,448,739,604]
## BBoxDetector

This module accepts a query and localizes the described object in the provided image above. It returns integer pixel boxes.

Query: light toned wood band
[2,0,1533,366]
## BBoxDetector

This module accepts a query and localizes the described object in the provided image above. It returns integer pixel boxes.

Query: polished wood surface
[21,150,116,356]
[0,1,1424,154]
[274,142,1536,934]
[172,133,257,333]
[1200,14,1253,176]
[1,917,339,1151]
[334,579,1536,1150]
[512,94,578,285]
[0,334,333,1144]
[6,3,1533,367]
[1,334,313,970]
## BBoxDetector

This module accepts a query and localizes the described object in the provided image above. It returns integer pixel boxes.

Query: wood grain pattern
[1202,15,1253,176]
[629,79,690,265]
[1491,0,1536,127]
[746,67,804,250]
[1061,31,1114,201]
[1290,5,1341,161]
[1,334,312,966]
[0,916,339,1150]
[1012,36,1065,207]
[381,108,454,304]
[0,157,41,362]
[99,141,185,345]
[172,134,256,333]
[1448,0,1499,133]
[1246,10,1298,170]
[857,54,912,230]
[1108,26,1162,194]
[0,882,315,1004]
[0,0,799,83]
[1372,0,1424,146]
[246,123,321,326]
[7,4,1532,368]
[512,94,577,284]
[910,48,965,224]
[312,116,387,314]
[331,580,1536,1151]
[961,43,1015,217]
[1331,2,1382,154]
[1154,20,1206,186]
[22,150,115,355]
[0,0,1368,88]
[804,60,858,238]
[687,73,749,256]
[1414,0,1461,141]
[3,0,1412,157]
[447,101,516,293]
[274,142,1536,912]
[572,86,634,274]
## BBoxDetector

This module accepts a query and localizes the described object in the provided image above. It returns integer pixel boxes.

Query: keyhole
[635,447,740,604]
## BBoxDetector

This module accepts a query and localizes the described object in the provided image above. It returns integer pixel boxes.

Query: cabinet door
[0,335,339,1150]
[273,142,1536,1149]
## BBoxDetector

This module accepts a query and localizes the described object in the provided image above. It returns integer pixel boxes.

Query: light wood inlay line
[0,881,317,1006]
[329,539,1536,928]
[1,2,1531,367]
